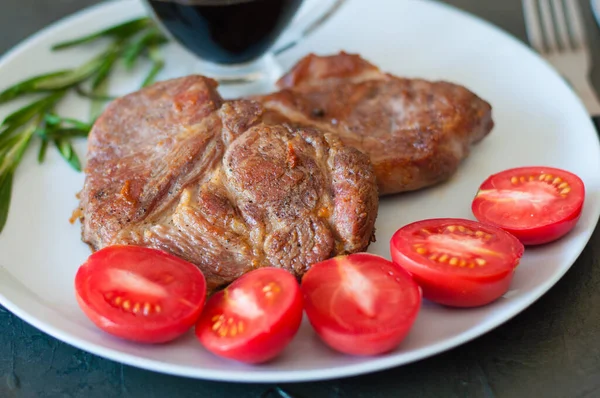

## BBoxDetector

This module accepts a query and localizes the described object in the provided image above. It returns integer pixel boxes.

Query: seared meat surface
[255,52,494,195]
[79,75,378,291]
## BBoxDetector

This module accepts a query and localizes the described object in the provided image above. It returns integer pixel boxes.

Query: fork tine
[523,0,546,52]
[564,0,588,49]
[539,0,559,52]
[551,0,572,50]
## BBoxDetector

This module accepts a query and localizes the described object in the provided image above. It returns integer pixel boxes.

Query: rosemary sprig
[51,17,151,51]
[74,86,117,102]
[123,28,168,70]
[0,120,38,232]
[0,16,170,234]
[0,71,70,104]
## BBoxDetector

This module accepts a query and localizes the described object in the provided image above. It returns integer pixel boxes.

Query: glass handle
[271,0,347,55]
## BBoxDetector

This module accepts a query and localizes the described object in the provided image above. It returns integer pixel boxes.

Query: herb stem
[0,17,169,236]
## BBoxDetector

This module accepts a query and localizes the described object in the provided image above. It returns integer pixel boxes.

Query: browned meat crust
[79,75,378,291]
[254,52,494,195]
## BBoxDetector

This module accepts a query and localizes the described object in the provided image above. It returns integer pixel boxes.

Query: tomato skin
[390,218,524,308]
[75,245,207,344]
[391,249,513,308]
[493,209,582,246]
[471,166,585,245]
[195,267,303,364]
[301,253,422,356]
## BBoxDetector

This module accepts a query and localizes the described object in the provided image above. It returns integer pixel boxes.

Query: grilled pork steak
[255,52,494,195]
[79,75,378,292]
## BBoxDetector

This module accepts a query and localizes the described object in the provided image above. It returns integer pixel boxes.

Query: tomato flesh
[195,267,303,364]
[75,245,207,343]
[301,253,422,356]
[390,218,524,307]
[472,166,585,245]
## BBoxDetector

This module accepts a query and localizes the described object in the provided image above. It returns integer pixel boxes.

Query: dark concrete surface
[1,1,600,397]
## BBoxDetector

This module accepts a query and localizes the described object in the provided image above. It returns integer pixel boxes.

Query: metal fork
[523,0,600,115]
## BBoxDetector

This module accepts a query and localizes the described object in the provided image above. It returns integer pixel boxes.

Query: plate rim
[0,0,599,383]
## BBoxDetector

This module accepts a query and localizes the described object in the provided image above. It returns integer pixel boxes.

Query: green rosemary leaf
[0,55,104,104]
[75,86,116,102]
[44,113,92,131]
[0,133,22,158]
[68,147,82,171]
[52,17,151,50]
[123,29,167,70]
[54,138,81,171]
[43,113,61,128]
[0,122,36,178]
[55,137,71,159]
[38,138,48,164]
[0,171,13,234]
[1,91,65,129]
[91,48,121,90]
[34,54,107,91]
[0,124,35,233]
[0,71,71,104]
[142,45,165,87]
[46,128,90,140]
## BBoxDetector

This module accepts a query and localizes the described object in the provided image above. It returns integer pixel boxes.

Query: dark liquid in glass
[148,0,304,65]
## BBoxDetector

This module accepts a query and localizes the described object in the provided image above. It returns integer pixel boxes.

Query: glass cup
[142,0,346,95]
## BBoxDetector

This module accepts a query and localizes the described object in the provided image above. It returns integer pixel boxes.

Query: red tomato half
[301,253,422,356]
[472,166,585,245]
[390,218,524,308]
[75,245,207,343]
[195,267,303,364]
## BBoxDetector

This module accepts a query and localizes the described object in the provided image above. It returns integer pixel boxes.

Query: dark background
[1,1,600,397]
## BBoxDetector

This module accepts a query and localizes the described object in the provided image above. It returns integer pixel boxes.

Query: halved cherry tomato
[195,267,303,364]
[75,245,207,343]
[301,253,421,356]
[471,166,585,245]
[390,218,524,308]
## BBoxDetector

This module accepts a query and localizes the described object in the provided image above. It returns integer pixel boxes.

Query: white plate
[1,0,599,383]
